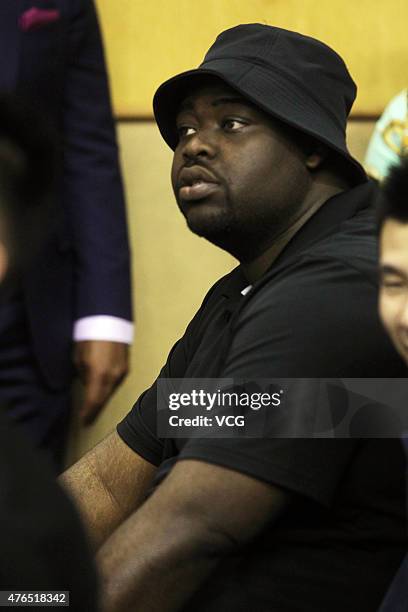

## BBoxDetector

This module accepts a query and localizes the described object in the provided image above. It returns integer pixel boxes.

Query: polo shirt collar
[273,181,376,269]
[218,180,376,309]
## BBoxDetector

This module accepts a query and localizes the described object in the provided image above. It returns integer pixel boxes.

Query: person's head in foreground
[0,95,55,287]
[154,23,366,275]
[379,159,408,365]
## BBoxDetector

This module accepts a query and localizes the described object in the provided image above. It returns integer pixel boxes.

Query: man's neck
[242,179,347,284]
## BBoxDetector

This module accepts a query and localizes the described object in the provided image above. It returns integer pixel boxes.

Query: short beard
[185,204,232,239]
[180,192,305,263]
[184,207,282,262]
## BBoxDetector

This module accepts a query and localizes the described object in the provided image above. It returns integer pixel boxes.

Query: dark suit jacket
[0,0,132,389]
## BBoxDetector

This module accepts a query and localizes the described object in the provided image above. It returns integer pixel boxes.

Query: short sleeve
[117,273,236,464]
[117,334,192,466]
[179,438,358,507]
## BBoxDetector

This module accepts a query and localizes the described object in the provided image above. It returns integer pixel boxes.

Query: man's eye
[223,119,246,131]
[177,126,196,138]
[381,277,406,290]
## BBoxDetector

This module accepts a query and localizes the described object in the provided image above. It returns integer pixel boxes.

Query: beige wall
[95,0,408,117]
[66,119,375,464]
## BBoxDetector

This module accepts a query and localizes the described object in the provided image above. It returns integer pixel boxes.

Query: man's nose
[182,128,217,160]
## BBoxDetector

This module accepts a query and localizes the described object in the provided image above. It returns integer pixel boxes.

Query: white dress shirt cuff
[73,316,134,344]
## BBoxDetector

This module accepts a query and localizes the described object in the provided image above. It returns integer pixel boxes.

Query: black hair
[377,159,408,230]
[0,94,57,285]
[0,95,57,200]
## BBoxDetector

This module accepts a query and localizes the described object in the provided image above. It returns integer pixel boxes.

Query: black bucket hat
[153,23,367,185]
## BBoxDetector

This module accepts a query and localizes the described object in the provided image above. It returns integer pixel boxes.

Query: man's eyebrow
[380,264,407,278]
[177,99,194,114]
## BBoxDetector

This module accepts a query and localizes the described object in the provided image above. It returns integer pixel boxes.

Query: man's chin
[184,207,232,240]
[400,350,408,368]
[394,342,408,367]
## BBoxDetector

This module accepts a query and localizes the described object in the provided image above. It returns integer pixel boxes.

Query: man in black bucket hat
[62,24,407,612]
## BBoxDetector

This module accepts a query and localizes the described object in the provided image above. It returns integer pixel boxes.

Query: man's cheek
[170,157,180,193]
[378,295,392,332]
[379,296,400,349]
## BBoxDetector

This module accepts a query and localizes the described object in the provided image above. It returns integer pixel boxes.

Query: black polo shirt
[118,182,407,612]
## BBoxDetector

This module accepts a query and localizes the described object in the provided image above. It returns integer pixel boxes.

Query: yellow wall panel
[96,0,407,117]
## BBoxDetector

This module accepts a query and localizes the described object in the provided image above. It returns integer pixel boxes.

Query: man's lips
[179,181,220,201]
[177,166,221,201]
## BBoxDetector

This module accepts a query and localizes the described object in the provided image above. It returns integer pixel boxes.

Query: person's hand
[74,340,129,425]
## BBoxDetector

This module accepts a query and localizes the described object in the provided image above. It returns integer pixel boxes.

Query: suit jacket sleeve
[61,0,132,321]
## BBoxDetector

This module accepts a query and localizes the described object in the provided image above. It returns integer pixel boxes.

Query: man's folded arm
[59,431,157,551]
[96,458,290,612]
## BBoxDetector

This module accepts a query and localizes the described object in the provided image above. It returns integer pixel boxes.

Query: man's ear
[305,145,328,170]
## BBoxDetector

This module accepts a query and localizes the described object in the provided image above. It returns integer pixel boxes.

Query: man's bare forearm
[97,492,229,612]
[96,459,289,612]
[60,446,121,551]
[60,432,156,551]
